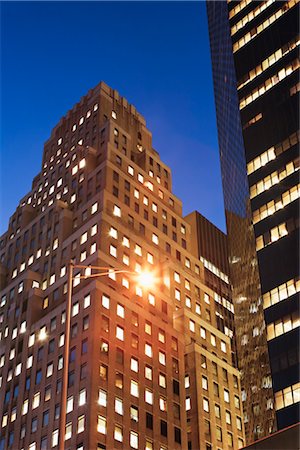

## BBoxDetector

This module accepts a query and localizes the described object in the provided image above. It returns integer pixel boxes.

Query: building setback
[207,0,299,444]
[0,82,245,450]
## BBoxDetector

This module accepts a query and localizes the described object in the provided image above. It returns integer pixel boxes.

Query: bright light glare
[38,329,47,341]
[137,271,155,288]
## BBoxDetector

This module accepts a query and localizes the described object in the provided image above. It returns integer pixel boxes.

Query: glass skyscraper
[207,0,299,443]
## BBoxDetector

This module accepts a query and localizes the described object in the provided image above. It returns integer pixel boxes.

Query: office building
[207,0,299,443]
[0,82,245,450]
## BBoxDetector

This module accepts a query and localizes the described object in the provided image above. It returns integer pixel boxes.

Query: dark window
[54,404,60,420]
[43,410,49,426]
[113,171,119,182]
[81,339,88,354]
[41,437,48,450]
[116,347,124,364]
[37,346,44,361]
[25,376,30,390]
[83,316,89,330]
[146,412,153,429]
[4,390,10,403]
[68,371,75,387]
[162,301,167,314]
[36,370,42,385]
[125,180,130,191]
[160,420,168,437]
[71,323,78,338]
[81,363,87,380]
[69,347,76,362]
[174,427,181,444]
[173,379,180,396]
[48,339,55,353]
[139,223,145,235]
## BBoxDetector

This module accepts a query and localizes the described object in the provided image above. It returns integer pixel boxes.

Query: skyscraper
[0,82,245,450]
[207,0,299,443]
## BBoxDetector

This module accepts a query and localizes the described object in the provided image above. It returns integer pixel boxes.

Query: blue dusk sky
[0,1,226,236]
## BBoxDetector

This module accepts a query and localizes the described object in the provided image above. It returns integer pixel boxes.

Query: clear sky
[0,1,225,236]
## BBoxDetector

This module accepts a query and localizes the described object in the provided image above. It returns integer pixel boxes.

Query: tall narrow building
[0,82,245,450]
[207,0,299,443]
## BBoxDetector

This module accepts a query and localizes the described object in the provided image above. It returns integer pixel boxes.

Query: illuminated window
[189,320,195,332]
[130,380,139,397]
[145,389,153,404]
[159,351,166,366]
[145,343,152,358]
[130,431,138,449]
[200,327,206,339]
[159,373,167,388]
[77,415,85,433]
[128,165,134,176]
[52,430,59,447]
[224,389,230,403]
[203,398,209,412]
[98,389,107,407]
[115,397,123,415]
[117,304,124,318]
[113,205,121,217]
[152,233,159,245]
[145,365,152,380]
[114,425,123,442]
[32,392,40,409]
[97,415,107,434]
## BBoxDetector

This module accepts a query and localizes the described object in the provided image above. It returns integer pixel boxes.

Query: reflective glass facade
[207,0,299,442]
[206,0,277,443]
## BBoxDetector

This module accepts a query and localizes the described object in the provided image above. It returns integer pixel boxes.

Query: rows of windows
[228,0,252,20]
[263,277,300,309]
[267,312,300,341]
[97,416,182,447]
[189,320,228,353]
[240,58,300,109]
[250,157,299,199]
[275,382,300,410]
[238,37,300,90]
[252,184,300,224]
[247,131,299,175]
[231,0,275,36]
[233,1,298,53]
[256,222,288,251]
[243,112,263,130]
[200,256,229,284]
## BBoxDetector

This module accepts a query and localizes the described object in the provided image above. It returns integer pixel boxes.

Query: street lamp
[58,261,156,450]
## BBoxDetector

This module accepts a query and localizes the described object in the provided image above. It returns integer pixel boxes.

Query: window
[185,397,191,411]
[159,373,167,388]
[130,431,138,449]
[116,326,124,341]
[131,405,138,422]
[114,425,123,442]
[145,389,153,404]
[145,343,152,358]
[97,415,107,434]
[224,389,230,403]
[226,410,231,424]
[131,357,138,373]
[203,397,209,412]
[115,397,123,415]
[202,376,208,390]
[131,380,139,397]
[159,351,166,365]
[145,366,152,380]
[102,294,110,309]
[77,415,85,433]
